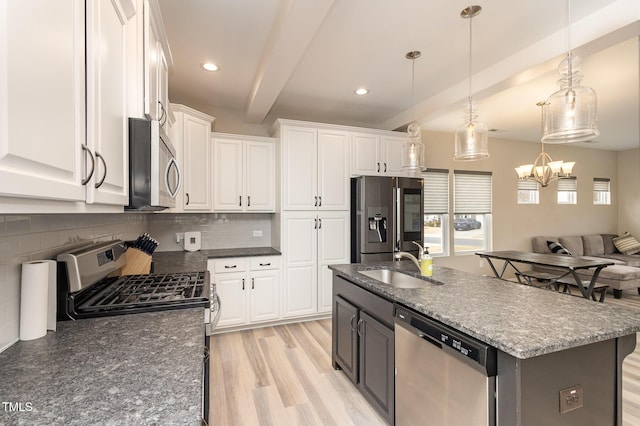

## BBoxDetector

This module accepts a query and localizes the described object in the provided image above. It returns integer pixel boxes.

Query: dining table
[476,250,615,301]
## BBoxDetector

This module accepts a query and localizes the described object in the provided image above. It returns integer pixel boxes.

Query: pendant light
[401,51,425,177]
[542,0,599,143]
[454,5,489,161]
[515,102,575,187]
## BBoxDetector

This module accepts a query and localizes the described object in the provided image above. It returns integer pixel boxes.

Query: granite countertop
[152,247,281,273]
[0,309,205,425]
[329,261,640,359]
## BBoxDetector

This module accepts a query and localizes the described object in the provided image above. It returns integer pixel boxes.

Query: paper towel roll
[20,260,56,341]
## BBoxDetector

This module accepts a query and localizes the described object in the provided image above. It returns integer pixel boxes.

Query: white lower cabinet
[208,256,280,329]
[282,211,350,317]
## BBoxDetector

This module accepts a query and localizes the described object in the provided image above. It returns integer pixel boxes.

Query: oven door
[151,120,181,209]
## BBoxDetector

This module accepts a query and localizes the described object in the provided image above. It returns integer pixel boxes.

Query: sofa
[531,234,640,298]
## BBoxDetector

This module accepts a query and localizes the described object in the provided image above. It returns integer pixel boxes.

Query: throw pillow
[547,240,572,255]
[612,233,640,255]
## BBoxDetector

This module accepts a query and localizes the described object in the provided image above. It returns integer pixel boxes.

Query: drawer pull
[259,262,271,267]
[224,265,237,269]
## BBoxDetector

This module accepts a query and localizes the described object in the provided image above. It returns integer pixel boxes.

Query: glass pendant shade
[542,56,599,144]
[401,121,425,177]
[454,99,489,161]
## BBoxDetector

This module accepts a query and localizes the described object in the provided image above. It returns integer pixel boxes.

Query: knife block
[121,248,152,276]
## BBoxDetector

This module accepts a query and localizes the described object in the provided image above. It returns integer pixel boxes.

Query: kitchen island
[0,309,205,425]
[329,261,640,425]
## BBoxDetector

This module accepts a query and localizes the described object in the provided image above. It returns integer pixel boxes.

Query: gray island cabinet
[329,261,640,426]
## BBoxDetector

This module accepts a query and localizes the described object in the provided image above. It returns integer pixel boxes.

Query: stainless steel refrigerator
[351,176,424,263]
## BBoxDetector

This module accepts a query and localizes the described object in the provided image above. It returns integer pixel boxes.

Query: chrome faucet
[394,251,421,271]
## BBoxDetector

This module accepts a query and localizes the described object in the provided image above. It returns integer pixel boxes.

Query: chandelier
[515,102,575,187]
[454,5,489,161]
[401,51,425,177]
[541,0,599,143]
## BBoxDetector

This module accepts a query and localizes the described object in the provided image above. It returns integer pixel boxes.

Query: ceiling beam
[244,0,335,123]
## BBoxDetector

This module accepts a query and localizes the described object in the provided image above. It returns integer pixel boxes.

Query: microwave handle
[165,157,181,199]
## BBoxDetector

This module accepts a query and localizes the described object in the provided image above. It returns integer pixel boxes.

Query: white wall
[0,214,149,352]
[421,130,621,275]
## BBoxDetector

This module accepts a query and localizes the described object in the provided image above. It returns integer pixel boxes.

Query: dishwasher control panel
[395,305,497,376]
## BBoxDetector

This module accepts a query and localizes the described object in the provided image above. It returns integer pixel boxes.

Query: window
[453,170,492,253]
[517,179,539,204]
[423,169,449,256]
[557,177,577,204]
[593,178,611,205]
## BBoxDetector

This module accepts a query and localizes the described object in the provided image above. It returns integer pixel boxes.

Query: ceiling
[157,0,640,151]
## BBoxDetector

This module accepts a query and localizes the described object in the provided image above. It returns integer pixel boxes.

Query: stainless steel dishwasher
[394,305,497,425]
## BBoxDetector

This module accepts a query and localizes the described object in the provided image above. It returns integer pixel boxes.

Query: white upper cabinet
[0,0,87,203]
[352,131,408,177]
[143,0,170,128]
[277,121,350,211]
[85,0,135,206]
[212,133,275,212]
[171,104,215,212]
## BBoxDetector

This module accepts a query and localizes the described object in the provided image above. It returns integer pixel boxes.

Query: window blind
[454,170,492,214]
[557,177,577,192]
[423,169,449,214]
[593,178,610,192]
[517,179,539,191]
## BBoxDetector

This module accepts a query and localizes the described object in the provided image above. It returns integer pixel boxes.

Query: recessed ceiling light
[354,88,369,96]
[202,63,219,72]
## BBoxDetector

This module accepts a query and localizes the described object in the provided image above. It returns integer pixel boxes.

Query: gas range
[56,240,219,330]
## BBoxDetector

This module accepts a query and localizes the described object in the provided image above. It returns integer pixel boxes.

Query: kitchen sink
[359,269,432,289]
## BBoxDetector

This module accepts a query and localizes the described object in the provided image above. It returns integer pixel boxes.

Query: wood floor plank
[287,322,332,374]
[259,334,307,408]
[285,347,338,426]
[275,324,297,349]
[241,329,271,388]
[301,320,332,358]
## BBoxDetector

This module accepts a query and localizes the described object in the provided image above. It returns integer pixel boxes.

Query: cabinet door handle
[158,101,167,126]
[247,196,250,207]
[384,162,387,173]
[242,278,245,290]
[357,319,364,337]
[185,192,190,205]
[314,196,318,207]
[350,315,356,332]
[239,195,242,206]
[224,265,237,269]
[314,218,318,229]
[251,277,255,290]
[318,218,322,229]
[318,196,322,207]
[81,145,95,186]
[259,262,271,266]
[377,162,380,173]
[94,152,107,188]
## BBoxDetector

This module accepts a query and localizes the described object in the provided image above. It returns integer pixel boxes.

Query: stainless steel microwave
[126,118,181,211]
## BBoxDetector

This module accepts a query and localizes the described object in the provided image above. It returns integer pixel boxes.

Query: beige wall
[422,130,622,275]
[618,148,640,237]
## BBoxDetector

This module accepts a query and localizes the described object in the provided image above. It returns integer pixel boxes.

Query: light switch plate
[559,385,583,414]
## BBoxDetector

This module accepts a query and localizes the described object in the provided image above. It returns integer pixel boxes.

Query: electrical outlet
[559,385,583,414]
[253,230,263,237]
[176,232,184,243]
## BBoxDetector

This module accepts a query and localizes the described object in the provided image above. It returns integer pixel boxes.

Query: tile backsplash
[0,212,274,352]
[148,213,273,251]
[0,214,149,352]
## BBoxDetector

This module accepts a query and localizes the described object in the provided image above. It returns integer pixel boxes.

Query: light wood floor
[210,289,640,426]
[209,319,386,426]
